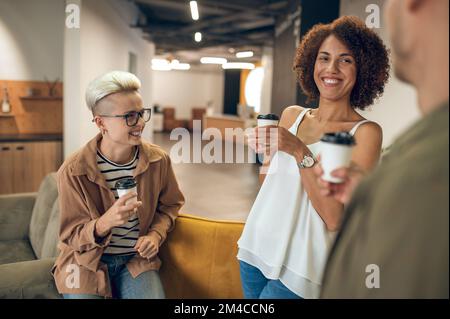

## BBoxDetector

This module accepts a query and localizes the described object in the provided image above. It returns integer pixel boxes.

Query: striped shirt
[97,147,140,256]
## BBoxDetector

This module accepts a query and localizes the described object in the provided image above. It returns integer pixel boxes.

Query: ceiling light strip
[190,1,199,21]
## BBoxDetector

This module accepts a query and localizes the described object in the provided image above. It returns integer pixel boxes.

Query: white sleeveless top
[237,108,370,299]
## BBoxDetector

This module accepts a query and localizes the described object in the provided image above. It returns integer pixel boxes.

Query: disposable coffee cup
[320,132,356,183]
[115,178,138,207]
[254,114,280,164]
[257,113,279,127]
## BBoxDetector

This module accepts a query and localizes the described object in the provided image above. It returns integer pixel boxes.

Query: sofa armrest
[0,257,61,299]
[0,193,36,241]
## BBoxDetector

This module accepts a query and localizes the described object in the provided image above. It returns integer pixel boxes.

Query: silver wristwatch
[298,154,316,169]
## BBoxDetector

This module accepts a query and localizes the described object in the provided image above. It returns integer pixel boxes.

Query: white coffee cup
[115,178,138,208]
[254,114,280,164]
[257,113,279,127]
[320,132,356,183]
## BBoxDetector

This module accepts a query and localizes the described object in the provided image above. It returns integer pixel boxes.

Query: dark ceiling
[132,0,290,56]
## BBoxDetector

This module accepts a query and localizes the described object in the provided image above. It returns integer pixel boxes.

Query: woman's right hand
[313,158,366,205]
[246,126,277,156]
[95,192,142,238]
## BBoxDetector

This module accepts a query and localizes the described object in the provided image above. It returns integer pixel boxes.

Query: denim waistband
[101,253,135,267]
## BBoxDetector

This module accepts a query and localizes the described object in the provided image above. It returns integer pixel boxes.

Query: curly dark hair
[294,16,390,110]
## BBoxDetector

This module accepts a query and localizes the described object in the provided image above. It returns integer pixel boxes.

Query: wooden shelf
[20,96,63,101]
[0,113,14,118]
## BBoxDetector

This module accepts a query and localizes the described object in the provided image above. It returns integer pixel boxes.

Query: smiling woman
[52,70,185,299]
[237,16,390,299]
[86,72,149,155]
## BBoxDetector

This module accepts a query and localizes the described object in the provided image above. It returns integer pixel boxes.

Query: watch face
[303,156,315,168]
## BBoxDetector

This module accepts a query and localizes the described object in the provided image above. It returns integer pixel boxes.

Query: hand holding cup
[319,132,356,183]
[247,113,279,154]
[96,192,142,237]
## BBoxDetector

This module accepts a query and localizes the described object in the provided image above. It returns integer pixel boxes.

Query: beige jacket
[52,133,185,297]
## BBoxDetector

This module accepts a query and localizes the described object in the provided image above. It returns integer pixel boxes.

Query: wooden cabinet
[0,144,14,194]
[0,141,62,194]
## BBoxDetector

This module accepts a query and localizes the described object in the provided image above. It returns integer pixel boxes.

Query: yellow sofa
[160,214,245,299]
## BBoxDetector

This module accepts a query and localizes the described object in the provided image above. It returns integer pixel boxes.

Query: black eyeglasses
[93,108,152,127]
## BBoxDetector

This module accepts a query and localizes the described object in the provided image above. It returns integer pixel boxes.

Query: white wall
[64,0,155,158]
[152,69,224,119]
[340,0,420,147]
[0,0,64,81]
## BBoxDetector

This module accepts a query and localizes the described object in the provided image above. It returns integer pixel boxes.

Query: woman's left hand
[251,125,308,162]
[134,232,161,259]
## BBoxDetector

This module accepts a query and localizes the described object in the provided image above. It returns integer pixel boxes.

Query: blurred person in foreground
[316,0,449,298]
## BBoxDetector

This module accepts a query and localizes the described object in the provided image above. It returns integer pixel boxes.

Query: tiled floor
[152,132,260,221]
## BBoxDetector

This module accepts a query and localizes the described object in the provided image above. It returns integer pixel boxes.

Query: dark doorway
[223,70,241,115]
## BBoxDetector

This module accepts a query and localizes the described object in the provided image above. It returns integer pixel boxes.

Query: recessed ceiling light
[190,1,199,21]
[172,63,191,70]
[151,59,190,71]
[152,65,171,71]
[152,58,170,66]
[236,51,254,58]
[222,62,255,70]
[195,32,202,42]
[200,57,227,64]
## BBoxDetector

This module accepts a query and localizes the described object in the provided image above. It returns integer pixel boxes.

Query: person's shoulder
[279,105,306,128]
[357,121,382,134]
[355,154,449,229]
[362,139,448,200]
[281,105,305,117]
[353,121,383,144]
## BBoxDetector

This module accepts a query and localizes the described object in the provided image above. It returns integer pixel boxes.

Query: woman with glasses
[52,71,185,299]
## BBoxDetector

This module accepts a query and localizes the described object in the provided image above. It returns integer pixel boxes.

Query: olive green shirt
[321,102,449,299]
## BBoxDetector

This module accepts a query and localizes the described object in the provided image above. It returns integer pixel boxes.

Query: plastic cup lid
[257,113,279,121]
[115,178,137,189]
[320,132,356,145]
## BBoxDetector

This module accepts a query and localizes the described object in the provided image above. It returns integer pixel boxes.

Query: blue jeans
[239,260,302,299]
[63,254,165,299]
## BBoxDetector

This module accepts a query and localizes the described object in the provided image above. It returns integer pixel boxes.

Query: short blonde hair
[85,70,141,113]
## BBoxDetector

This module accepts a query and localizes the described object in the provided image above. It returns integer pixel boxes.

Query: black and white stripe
[97,147,140,255]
